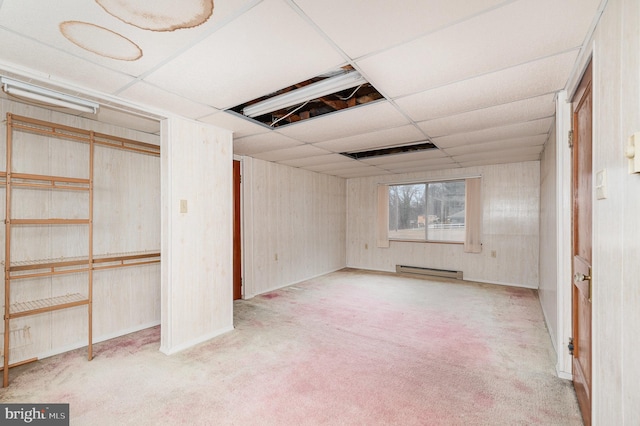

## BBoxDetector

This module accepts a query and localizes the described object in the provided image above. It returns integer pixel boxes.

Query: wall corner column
[160,116,234,355]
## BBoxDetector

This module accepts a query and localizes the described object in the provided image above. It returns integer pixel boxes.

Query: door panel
[233,160,242,300]
[571,61,592,426]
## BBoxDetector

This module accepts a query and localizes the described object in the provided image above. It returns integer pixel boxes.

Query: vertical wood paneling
[0,99,161,363]
[589,0,640,422]
[160,117,233,354]
[346,162,540,288]
[242,158,346,298]
[539,124,558,351]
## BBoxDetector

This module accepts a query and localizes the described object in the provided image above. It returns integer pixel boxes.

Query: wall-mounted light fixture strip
[1,77,99,114]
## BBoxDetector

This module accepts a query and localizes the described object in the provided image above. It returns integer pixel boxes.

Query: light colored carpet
[0,268,582,425]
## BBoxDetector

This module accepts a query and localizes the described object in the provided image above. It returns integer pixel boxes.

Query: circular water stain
[60,21,142,61]
[95,0,214,32]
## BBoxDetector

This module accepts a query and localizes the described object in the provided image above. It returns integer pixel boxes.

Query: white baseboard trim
[345,266,538,290]
[160,325,234,356]
[244,266,346,299]
[464,277,538,289]
[557,365,573,380]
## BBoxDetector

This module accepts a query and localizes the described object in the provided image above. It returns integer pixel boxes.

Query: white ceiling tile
[279,153,354,168]
[395,50,578,122]
[277,101,410,143]
[452,145,544,164]
[433,118,554,148]
[0,0,258,77]
[293,0,506,58]
[313,124,425,153]
[145,0,345,109]
[367,156,456,170]
[418,94,556,138]
[119,81,218,120]
[233,133,302,156]
[383,162,461,174]
[457,154,541,168]
[252,144,331,162]
[333,167,391,179]
[442,135,547,156]
[0,29,135,94]
[357,0,601,97]
[199,111,270,138]
[305,160,371,173]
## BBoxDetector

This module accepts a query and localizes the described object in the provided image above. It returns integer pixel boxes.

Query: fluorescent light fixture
[1,77,99,114]
[243,71,366,118]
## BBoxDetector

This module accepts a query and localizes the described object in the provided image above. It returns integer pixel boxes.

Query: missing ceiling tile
[340,142,438,160]
[227,67,384,128]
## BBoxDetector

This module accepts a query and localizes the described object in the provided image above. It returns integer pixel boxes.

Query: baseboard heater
[395,265,463,280]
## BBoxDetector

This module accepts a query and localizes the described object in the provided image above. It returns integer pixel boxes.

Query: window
[388,180,466,243]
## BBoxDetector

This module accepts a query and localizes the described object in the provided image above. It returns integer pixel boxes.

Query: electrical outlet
[275,253,278,261]
[365,243,368,250]
[180,199,188,213]
[491,250,497,258]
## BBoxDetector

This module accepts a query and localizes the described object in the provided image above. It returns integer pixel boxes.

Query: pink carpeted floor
[0,268,582,425]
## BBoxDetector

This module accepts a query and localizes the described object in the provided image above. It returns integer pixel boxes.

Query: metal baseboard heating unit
[395,265,463,280]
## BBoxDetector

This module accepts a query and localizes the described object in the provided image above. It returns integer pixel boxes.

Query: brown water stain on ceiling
[95,0,214,32]
[59,21,142,61]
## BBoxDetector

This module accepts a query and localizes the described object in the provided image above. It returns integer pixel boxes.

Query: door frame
[570,59,593,426]
[233,155,244,300]
[556,47,595,382]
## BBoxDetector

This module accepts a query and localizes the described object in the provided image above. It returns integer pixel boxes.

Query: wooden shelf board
[9,293,89,318]
[10,219,90,225]
[8,251,160,273]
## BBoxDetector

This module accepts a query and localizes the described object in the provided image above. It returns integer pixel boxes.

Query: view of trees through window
[388,180,466,242]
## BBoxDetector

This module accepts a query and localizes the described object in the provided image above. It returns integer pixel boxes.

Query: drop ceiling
[0,0,604,178]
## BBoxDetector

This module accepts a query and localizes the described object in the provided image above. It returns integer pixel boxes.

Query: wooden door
[571,61,592,426]
[233,160,242,300]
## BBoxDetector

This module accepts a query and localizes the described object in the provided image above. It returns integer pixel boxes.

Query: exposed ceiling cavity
[228,66,384,128]
[340,141,438,160]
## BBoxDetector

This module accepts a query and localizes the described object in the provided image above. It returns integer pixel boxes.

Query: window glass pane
[426,180,465,242]
[388,184,426,240]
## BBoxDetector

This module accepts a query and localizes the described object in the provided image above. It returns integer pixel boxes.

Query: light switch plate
[626,132,640,174]
[180,199,188,213]
[595,169,607,200]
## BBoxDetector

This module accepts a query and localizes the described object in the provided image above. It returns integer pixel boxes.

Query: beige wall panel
[538,125,558,351]
[589,0,640,422]
[620,0,640,420]
[242,157,346,298]
[346,161,540,288]
[592,0,625,422]
[160,117,233,354]
[93,145,160,254]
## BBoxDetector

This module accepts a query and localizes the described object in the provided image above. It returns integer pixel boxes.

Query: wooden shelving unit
[2,114,161,387]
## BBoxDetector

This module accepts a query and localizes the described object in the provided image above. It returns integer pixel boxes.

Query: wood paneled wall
[587,0,640,422]
[160,117,233,354]
[538,121,558,351]
[0,99,160,363]
[346,161,540,288]
[242,157,346,298]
